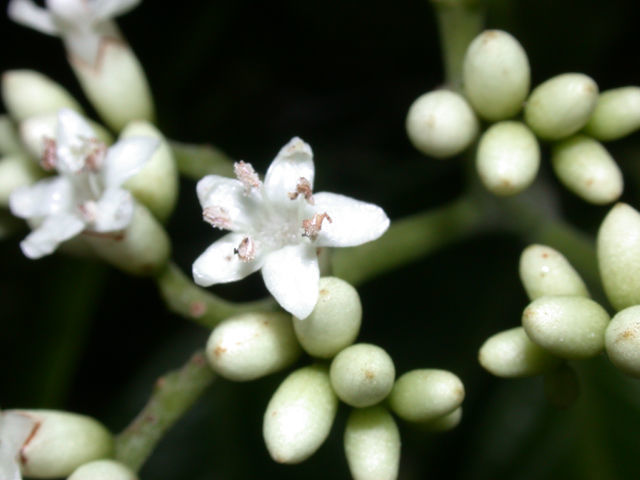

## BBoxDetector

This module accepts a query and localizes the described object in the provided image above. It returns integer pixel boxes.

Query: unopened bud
[418,406,462,432]
[0,115,24,156]
[605,305,640,378]
[584,87,640,141]
[68,460,138,480]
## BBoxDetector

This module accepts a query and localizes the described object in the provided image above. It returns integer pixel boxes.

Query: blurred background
[3,1,640,478]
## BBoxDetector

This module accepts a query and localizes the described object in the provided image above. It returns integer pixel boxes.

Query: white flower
[0,410,37,480]
[193,137,390,319]
[7,0,140,65]
[9,108,157,259]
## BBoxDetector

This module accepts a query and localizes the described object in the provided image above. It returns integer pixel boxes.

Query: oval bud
[68,460,138,480]
[584,87,640,141]
[598,203,640,311]
[0,155,41,207]
[293,277,362,358]
[522,296,610,359]
[388,369,464,423]
[462,30,530,121]
[406,90,478,159]
[519,244,589,300]
[524,73,599,141]
[344,406,401,480]
[605,305,640,377]
[478,326,560,378]
[475,121,540,196]
[543,363,580,409]
[418,406,462,432]
[263,365,338,464]
[206,312,301,381]
[2,70,83,122]
[551,135,622,204]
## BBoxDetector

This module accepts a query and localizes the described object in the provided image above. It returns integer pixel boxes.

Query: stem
[170,140,235,180]
[114,351,216,472]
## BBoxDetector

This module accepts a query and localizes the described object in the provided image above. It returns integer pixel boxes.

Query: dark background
[3,1,640,479]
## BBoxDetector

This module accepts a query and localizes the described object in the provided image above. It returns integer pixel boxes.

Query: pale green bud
[263,365,338,464]
[478,326,560,378]
[0,155,41,206]
[519,244,589,300]
[2,70,82,122]
[475,121,540,196]
[344,406,401,480]
[418,407,462,432]
[68,460,137,480]
[551,135,622,204]
[522,296,610,359]
[330,343,395,408]
[70,41,154,132]
[0,115,24,156]
[605,305,640,377]
[406,90,478,159]
[6,409,113,478]
[543,363,580,409]
[293,276,362,358]
[120,121,178,222]
[462,30,530,121]
[388,369,464,423]
[205,312,301,381]
[584,87,640,141]
[524,73,599,141]
[597,203,640,311]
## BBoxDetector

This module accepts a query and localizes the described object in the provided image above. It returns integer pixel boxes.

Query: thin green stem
[170,140,234,180]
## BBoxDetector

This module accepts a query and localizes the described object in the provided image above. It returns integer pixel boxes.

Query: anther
[41,137,57,171]
[288,177,314,204]
[234,161,261,192]
[77,201,98,222]
[302,212,332,240]
[85,139,107,171]
[203,206,231,230]
[234,237,256,262]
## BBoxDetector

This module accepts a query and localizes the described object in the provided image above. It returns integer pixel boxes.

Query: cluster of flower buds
[204,277,465,480]
[406,29,640,204]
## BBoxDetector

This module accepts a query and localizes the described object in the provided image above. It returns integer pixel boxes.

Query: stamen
[302,212,332,240]
[41,137,57,171]
[203,206,231,230]
[85,139,107,171]
[234,161,261,192]
[234,237,256,262]
[77,200,98,222]
[288,177,314,204]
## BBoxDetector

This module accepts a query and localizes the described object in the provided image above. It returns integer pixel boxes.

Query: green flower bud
[263,365,338,464]
[584,87,640,141]
[524,73,599,141]
[519,244,589,300]
[2,70,82,122]
[0,115,25,156]
[597,203,640,311]
[551,135,622,204]
[205,312,301,381]
[68,460,137,480]
[543,363,580,409]
[418,407,462,432]
[388,369,464,423]
[475,121,540,196]
[0,155,41,207]
[522,296,610,359]
[120,121,178,222]
[6,409,113,478]
[344,406,401,480]
[293,277,362,358]
[478,326,560,378]
[330,343,395,408]
[605,305,640,377]
[462,30,530,121]
[406,90,478,159]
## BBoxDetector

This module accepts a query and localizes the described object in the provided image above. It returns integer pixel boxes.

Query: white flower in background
[0,410,36,480]
[193,137,390,319]
[7,0,140,65]
[9,108,157,258]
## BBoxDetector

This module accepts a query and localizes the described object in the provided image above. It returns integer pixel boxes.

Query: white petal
[8,0,59,35]
[261,243,319,318]
[91,0,141,21]
[313,192,390,247]
[9,176,75,219]
[57,108,96,145]
[193,232,263,287]
[61,28,104,66]
[46,0,91,23]
[20,212,85,258]
[196,175,260,231]
[102,137,158,188]
[0,411,36,480]
[264,137,315,204]
[91,188,134,232]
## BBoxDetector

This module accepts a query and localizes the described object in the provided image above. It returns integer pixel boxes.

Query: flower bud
[524,73,599,141]
[522,296,609,359]
[388,369,464,423]
[598,203,640,311]
[5,409,113,478]
[0,155,41,207]
[478,326,560,378]
[418,407,462,432]
[205,312,301,381]
[584,87,640,141]
[69,41,154,132]
[330,343,395,408]
[344,406,400,480]
[551,135,622,204]
[519,244,589,300]
[462,30,530,121]
[475,121,539,196]
[292,276,362,358]
[605,305,640,377]
[120,121,178,222]
[406,90,478,159]
[0,115,24,156]
[68,460,138,480]
[263,365,338,464]
[2,70,82,122]
[543,363,580,409]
